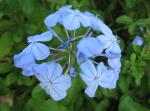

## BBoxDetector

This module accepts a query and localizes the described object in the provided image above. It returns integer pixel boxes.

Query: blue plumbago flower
[97,34,121,59]
[14,51,36,76]
[34,62,71,101]
[44,5,72,27]
[61,9,91,30]
[77,37,104,58]
[132,35,144,46]
[26,31,53,60]
[14,5,122,101]
[80,60,118,97]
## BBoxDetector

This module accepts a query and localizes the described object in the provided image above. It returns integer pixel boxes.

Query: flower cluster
[14,5,121,100]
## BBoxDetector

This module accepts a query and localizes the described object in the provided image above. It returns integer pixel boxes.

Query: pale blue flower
[61,9,91,30]
[14,51,36,76]
[132,35,144,46]
[77,37,104,58]
[84,12,113,35]
[44,5,72,27]
[34,62,71,101]
[97,34,121,59]
[80,60,118,97]
[26,31,53,60]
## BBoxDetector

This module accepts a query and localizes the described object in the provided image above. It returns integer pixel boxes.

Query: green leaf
[95,99,109,111]
[29,98,69,111]
[17,75,33,86]
[32,84,45,98]
[17,0,34,14]
[132,67,144,86]
[119,95,150,111]
[0,63,13,74]
[128,24,136,35]
[116,15,133,25]
[5,73,17,86]
[133,45,142,54]
[130,53,136,66]
[135,19,150,26]
[0,32,14,57]
[64,76,81,104]
[119,76,129,93]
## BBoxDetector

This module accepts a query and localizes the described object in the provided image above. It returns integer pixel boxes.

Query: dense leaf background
[0,0,150,111]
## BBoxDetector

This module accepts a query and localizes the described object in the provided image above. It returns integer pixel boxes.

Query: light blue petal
[98,70,118,89]
[40,82,67,101]
[77,37,104,58]
[14,50,35,76]
[85,82,98,97]
[97,62,107,77]
[97,35,112,49]
[22,69,34,76]
[62,12,80,30]
[47,62,63,81]
[44,5,72,27]
[53,75,71,90]
[31,43,50,60]
[14,51,34,68]
[62,9,90,30]
[98,22,113,36]
[27,31,53,43]
[35,62,62,82]
[80,74,94,86]
[106,51,121,59]
[34,62,51,82]
[84,12,113,35]
[44,12,60,27]
[105,42,121,59]
[49,85,67,101]
[76,51,88,64]
[78,12,90,27]
[80,60,97,79]
[108,58,121,69]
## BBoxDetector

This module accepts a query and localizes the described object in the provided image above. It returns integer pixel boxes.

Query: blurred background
[0,0,150,111]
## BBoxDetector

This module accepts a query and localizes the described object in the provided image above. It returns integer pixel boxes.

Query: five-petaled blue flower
[80,60,118,97]
[34,62,71,101]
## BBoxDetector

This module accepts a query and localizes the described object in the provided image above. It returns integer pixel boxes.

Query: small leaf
[0,63,13,74]
[5,73,17,86]
[119,95,150,111]
[0,32,14,57]
[116,15,133,25]
[32,84,45,98]
[17,0,34,14]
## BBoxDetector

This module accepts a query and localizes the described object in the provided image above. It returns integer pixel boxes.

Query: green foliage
[0,0,150,111]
